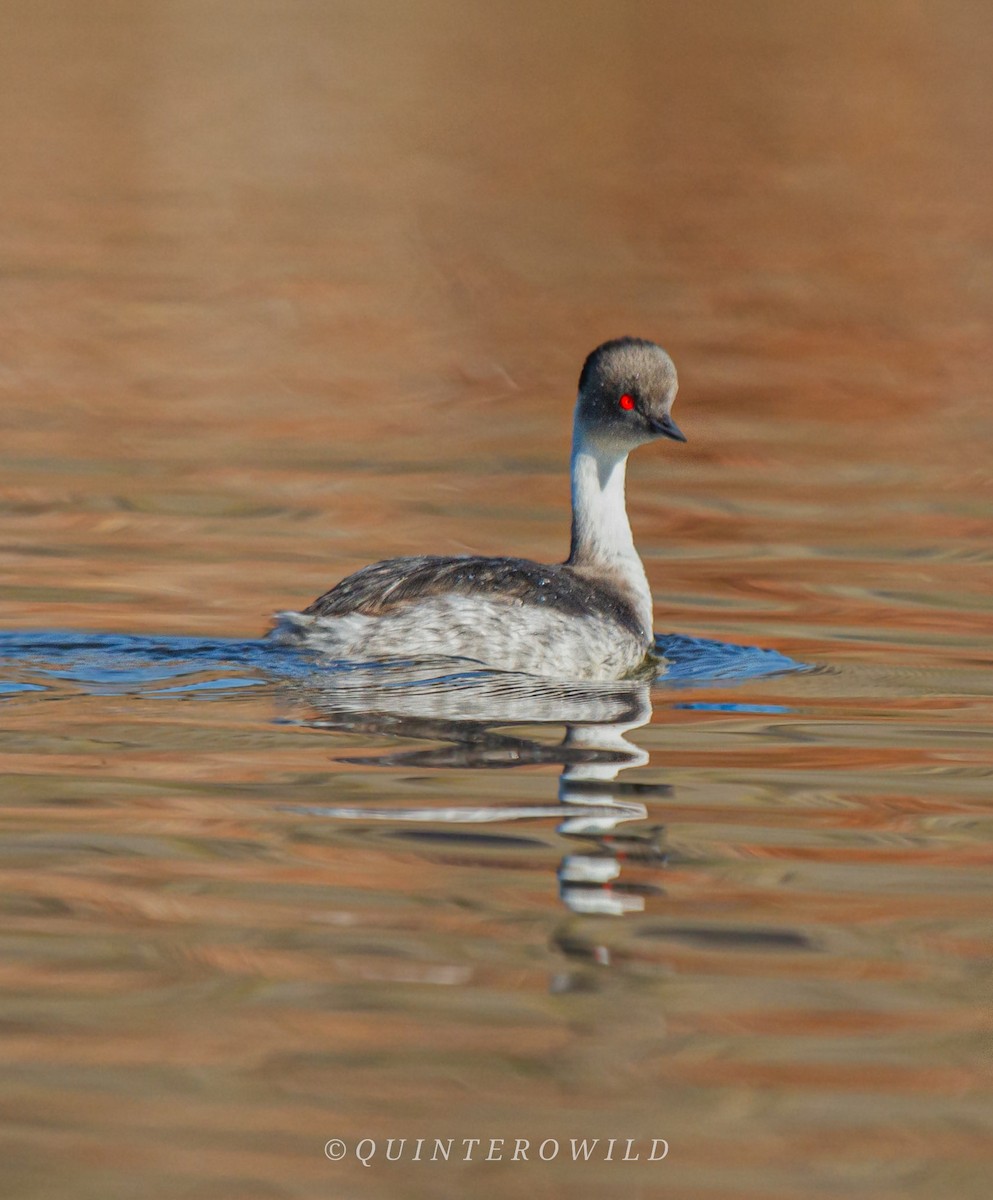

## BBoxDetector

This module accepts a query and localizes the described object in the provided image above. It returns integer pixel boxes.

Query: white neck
[566,417,653,634]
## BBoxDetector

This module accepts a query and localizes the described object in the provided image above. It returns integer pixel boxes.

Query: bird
[270,337,686,680]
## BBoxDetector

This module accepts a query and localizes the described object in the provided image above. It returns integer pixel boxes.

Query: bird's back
[302,554,646,639]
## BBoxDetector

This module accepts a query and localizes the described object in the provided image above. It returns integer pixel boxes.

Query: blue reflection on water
[0,628,806,698]
[654,634,801,686]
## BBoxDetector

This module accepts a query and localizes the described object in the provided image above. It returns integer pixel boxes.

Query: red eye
[619,394,635,411]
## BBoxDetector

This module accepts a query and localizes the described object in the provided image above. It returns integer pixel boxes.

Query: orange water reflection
[1,1,993,1198]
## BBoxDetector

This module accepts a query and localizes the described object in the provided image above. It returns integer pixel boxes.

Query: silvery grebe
[271,337,686,679]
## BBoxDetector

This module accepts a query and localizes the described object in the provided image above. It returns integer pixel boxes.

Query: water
[2,2,993,1198]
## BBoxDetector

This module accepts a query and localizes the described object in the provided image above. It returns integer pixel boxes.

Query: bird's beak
[650,412,687,443]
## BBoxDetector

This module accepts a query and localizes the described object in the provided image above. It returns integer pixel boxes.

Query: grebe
[271,337,686,679]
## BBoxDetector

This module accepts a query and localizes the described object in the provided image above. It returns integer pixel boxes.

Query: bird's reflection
[281,659,668,916]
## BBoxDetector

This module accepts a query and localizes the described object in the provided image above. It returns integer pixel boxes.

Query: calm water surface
[1,3,992,1198]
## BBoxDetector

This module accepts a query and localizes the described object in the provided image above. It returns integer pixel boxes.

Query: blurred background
[1,2,992,1199]
[2,0,990,654]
